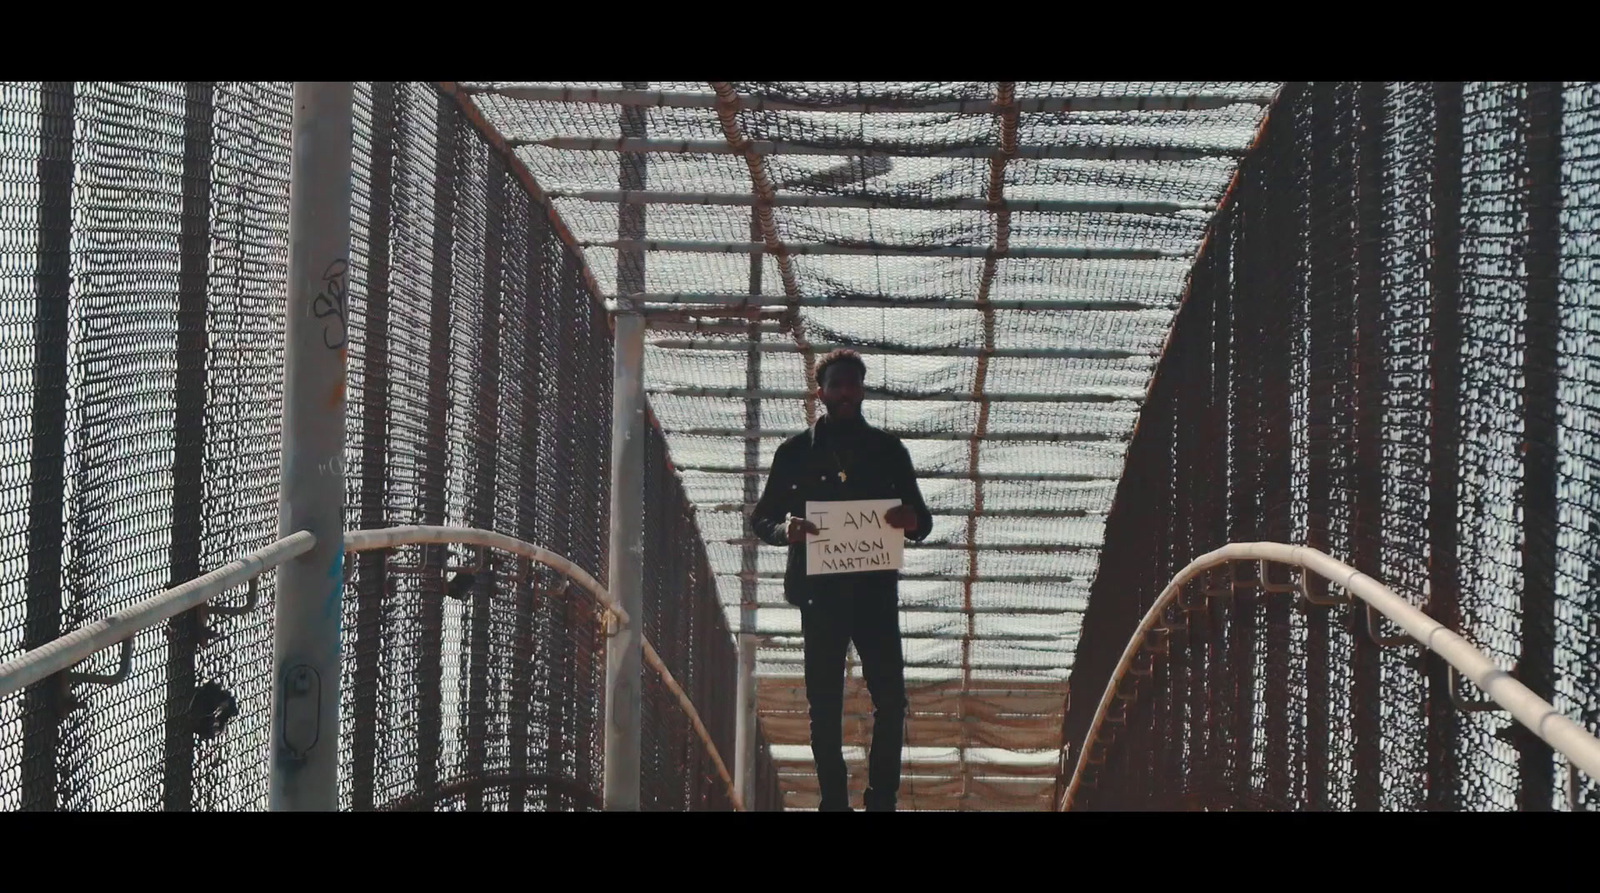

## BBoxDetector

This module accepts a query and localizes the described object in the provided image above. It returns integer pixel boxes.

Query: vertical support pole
[22,80,76,814]
[736,208,762,809]
[1352,80,1388,812]
[541,242,573,810]
[351,80,397,814]
[1204,208,1232,771]
[1148,377,1175,806]
[1260,104,1295,802]
[1303,81,1337,811]
[269,81,354,812]
[415,91,457,808]
[1518,80,1563,812]
[569,256,605,805]
[1169,289,1202,800]
[1425,81,1465,813]
[1227,162,1259,793]
[1187,223,1221,776]
[464,150,505,812]
[604,309,646,810]
[604,83,647,811]
[163,80,216,812]
[509,194,546,814]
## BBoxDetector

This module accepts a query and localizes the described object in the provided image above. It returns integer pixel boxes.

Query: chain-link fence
[0,81,770,811]
[1063,81,1600,811]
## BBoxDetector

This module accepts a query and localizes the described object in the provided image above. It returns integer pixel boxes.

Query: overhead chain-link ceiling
[463,81,1279,810]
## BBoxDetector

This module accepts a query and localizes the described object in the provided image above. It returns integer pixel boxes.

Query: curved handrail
[1058,541,1600,811]
[0,531,317,699]
[642,638,743,810]
[343,525,626,625]
[343,525,742,811]
[0,524,740,811]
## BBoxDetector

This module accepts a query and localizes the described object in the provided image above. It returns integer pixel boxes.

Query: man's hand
[884,505,917,533]
[785,516,820,544]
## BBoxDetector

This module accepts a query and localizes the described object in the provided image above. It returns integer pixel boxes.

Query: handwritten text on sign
[805,499,904,577]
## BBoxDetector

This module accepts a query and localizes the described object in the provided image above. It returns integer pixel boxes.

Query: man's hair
[815,349,867,387]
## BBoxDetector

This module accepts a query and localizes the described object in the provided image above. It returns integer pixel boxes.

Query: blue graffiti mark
[323,550,344,621]
[324,550,345,661]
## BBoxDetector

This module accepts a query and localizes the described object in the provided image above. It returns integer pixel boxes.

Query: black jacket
[749,415,934,607]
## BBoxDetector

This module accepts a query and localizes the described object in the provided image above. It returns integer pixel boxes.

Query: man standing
[750,349,933,812]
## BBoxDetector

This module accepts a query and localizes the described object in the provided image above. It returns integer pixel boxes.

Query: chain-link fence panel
[0,81,756,811]
[1064,81,1600,812]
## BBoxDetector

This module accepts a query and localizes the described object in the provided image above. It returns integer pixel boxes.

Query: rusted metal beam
[472,84,1276,114]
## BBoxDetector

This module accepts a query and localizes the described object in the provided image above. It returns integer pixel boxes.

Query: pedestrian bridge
[0,81,1596,811]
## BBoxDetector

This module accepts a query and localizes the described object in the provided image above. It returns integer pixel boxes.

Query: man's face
[818,362,865,422]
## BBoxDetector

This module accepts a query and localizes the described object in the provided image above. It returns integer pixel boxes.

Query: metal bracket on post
[386,544,487,601]
[210,578,260,617]
[1258,558,1342,615]
[57,637,135,714]
[388,543,484,576]
[1203,566,1234,600]
[1230,561,1259,592]
[1085,741,1107,766]
[1257,560,1298,594]
[1447,665,1506,714]
[1177,580,1208,612]
[382,543,434,577]
[1366,603,1414,648]
[178,578,263,648]
[1297,566,1350,608]
[64,638,134,688]
[1164,609,1192,634]
[1144,625,1174,655]
[503,556,539,587]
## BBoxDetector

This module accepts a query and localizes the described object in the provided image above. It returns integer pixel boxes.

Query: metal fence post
[604,308,646,810]
[1425,80,1465,813]
[21,79,76,814]
[269,81,355,812]
[163,79,217,812]
[1518,80,1564,812]
[604,87,646,811]
[736,209,762,808]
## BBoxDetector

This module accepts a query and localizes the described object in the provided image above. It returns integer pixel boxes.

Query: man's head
[815,349,867,424]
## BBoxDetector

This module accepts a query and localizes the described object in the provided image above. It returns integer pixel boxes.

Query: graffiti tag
[312,259,349,350]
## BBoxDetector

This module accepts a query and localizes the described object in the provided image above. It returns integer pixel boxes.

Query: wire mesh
[1065,81,1600,812]
[0,81,756,811]
[641,422,740,809]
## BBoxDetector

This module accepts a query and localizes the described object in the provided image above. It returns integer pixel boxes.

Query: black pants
[801,582,906,812]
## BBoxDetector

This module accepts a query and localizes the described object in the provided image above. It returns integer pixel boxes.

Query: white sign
[804,499,905,577]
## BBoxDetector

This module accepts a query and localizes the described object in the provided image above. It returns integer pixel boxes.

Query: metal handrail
[1057,541,1600,811]
[342,525,742,811]
[343,525,625,625]
[0,531,317,699]
[0,524,741,811]
[643,639,743,810]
